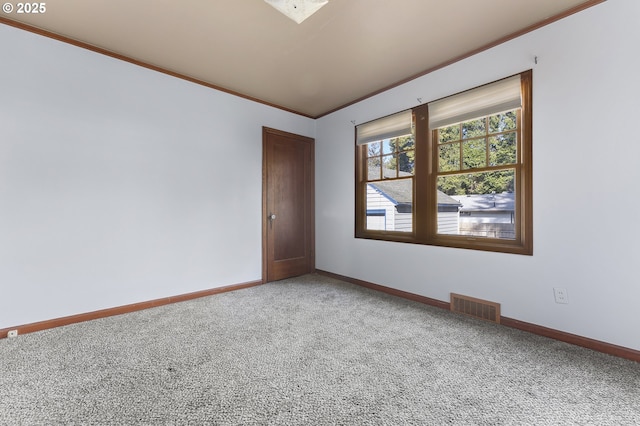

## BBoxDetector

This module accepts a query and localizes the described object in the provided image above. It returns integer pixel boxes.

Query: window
[355,70,532,254]
[356,110,416,237]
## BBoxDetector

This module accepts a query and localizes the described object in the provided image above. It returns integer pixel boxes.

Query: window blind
[356,110,412,145]
[428,75,522,130]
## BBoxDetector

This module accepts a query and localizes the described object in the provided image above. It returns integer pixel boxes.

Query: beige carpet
[1,274,638,425]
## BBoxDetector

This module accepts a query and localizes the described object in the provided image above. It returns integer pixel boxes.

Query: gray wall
[315,0,640,351]
[0,25,314,329]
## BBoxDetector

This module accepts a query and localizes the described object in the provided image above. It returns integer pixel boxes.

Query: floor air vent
[450,293,501,324]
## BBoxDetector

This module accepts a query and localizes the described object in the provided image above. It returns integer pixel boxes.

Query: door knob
[269,213,276,220]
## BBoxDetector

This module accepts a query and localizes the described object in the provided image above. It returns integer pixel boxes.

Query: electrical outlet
[553,288,569,304]
[7,330,18,338]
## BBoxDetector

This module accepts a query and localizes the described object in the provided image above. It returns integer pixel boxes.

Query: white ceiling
[2,0,600,117]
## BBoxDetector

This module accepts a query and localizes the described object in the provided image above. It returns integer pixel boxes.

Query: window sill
[355,232,532,255]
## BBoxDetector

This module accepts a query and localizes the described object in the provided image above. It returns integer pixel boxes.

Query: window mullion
[413,104,430,242]
[458,124,463,174]
[485,117,490,168]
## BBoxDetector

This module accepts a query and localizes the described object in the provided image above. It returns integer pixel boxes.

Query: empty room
[1,0,639,424]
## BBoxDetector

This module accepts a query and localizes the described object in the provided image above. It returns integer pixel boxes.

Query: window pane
[462,139,486,169]
[393,135,415,152]
[368,157,381,180]
[489,111,517,134]
[366,178,413,232]
[438,125,460,143]
[382,140,394,155]
[437,170,516,240]
[439,143,460,172]
[367,141,381,158]
[462,118,486,139]
[382,154,397,178]
[398,150,415,175]
[489,132,517,166]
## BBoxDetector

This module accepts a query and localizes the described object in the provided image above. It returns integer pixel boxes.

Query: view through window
[365,134,415,232]
[436,110,519,240]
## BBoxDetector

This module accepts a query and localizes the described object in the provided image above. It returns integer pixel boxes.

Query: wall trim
[0,280,262,339]
[316,270,450,311]
[315,269,640,363]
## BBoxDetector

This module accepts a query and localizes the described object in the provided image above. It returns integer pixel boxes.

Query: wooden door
[263,127,315,282]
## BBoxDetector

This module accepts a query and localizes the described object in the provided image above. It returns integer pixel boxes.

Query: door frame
[262,127,315,283]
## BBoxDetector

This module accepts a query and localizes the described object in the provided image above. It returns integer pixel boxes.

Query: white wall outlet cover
[553,288,569,304]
